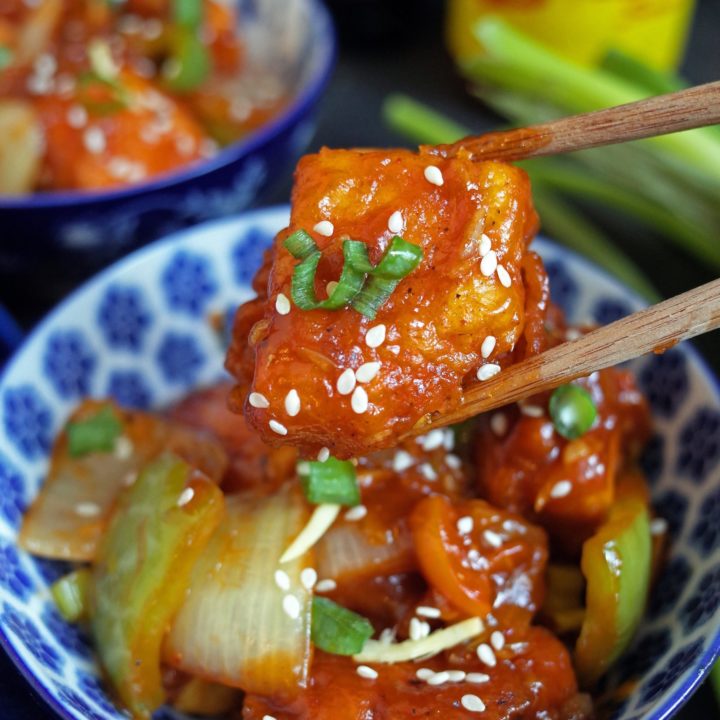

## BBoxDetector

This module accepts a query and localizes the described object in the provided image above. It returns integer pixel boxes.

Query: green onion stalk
[383,19,720,292]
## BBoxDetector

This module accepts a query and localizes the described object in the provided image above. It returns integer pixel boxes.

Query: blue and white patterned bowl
[0,206,718,720]
[0,0,335,282]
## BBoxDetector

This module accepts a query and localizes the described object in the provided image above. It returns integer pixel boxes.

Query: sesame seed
[480,250,498,277]
[388,210,404,234]
[490,631,505,651]
[355,362,381,384]
[75,502,101,517]
[457,516,474,535]
[416,605,442,619]
[301,567,318,590]
[337,368,357,395]
[365,324,386,348]
[282,594,300,619]
[424,165,444,186]
[326,280,339,297]
[466,673,491,684]
[315,579,337,593]
[427,671,450,686]
[490,413,508,436]
[479,233,492,257]
[275,293,291,315]
[566,328,583,341]
[651,517,668,535]
[351,386,369,414]
[461,694,486,712]
[345,504,367,521]
[262,715,277,720]
[269,419,288,436]
[83,127,106,155]
[284,389,301,417]
[550,480,572,499]
[356,665,378,680]
[419,463,438,481]
[446,670,467,682]
[297,461,310,475]
[477,364,501,381]
[274,569,291,591]
[418,429,445,451]
[481,336,496,359]
[317,447,330,462]
[483,530,504,548]
[379,628,396,644]
[249,392,270,409]
[477,643,497,667]
[393,450,414,472]
[66,105,88,128]
[410,617,431,640]
[445,453,462,469]
[497,264,512,288]
[313,220,334,237]
[177,487,194,507]
[520,403,544,418]
[416,668,434,680]
[113,435,133,460]
[387,344,400,355]
[444,429,455,451]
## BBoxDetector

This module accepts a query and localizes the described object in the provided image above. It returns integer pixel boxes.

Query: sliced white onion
[316,523,414,582]
[165,487,313,695]
[20,401,227,561]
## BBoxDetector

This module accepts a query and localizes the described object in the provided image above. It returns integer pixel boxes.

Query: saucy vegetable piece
[574,489,652,686]
[91,454,224,719]
[165,486,313,696]
[410,495,548,620]
[243,627,584,720]
[227,147,543,457]
[19,399,227,561]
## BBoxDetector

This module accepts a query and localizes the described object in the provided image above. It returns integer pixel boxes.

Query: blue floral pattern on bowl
[0,206,718,720]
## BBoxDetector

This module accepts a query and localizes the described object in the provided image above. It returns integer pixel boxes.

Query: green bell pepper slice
[575,496,651,686]
[91,454,224,718]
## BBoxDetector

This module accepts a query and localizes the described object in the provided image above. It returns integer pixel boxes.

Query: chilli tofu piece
[227,147,542,457]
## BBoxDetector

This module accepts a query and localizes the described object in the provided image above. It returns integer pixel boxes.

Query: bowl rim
[0,204,718,720]
[0,0,336,211]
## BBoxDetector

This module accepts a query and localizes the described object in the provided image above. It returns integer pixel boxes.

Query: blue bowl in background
[0,306,22,370]
[0,0,335,284]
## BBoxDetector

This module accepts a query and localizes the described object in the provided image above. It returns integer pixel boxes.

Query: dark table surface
[1,0,719,717]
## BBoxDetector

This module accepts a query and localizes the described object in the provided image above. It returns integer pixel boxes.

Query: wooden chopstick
[405,278,720,436]
[429,81,720,162]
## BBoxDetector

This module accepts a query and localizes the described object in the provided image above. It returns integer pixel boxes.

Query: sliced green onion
[300,457,360,507]
[369,236,423,279]
[284,229,319,260]
[173,0,204,29]
[0,46,13,71]
[163,27,210,93]
[290,241,368,312]
[67,405,122,457]
[51,569,91,622]
[549,385,597,440]
[287,231,423,316]
[351,276,400,320]
[311,597,374,655]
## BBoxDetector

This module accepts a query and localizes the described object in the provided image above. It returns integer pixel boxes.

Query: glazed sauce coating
[242,627,582,720]
[227,147,540,457]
